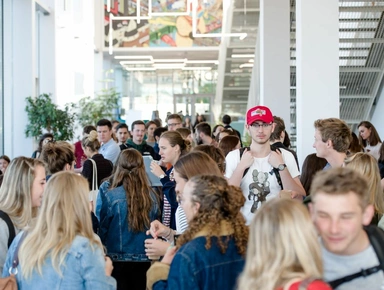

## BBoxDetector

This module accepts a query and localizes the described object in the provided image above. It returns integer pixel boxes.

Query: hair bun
[88,130,98,142]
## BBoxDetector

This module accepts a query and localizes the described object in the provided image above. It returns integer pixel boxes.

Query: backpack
[0,211,16,248]
[239,145,283,190]
[328,225,384,288]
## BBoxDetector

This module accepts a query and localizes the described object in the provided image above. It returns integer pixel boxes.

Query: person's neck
[90,152,98,158]
[250,141,271,158]
[326,152,346,168]
[203,136,213,145]
[132,139,143,145]
[102,138,112,145]
[147,136,155,142]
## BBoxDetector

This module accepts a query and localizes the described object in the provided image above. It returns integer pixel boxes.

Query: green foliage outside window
[77,87,120,127]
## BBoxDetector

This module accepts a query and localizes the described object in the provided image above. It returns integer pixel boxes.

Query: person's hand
[239,148,254,170]
[279,189,300,199]
[104,256,113,276]
[150,161,166,178]
[161,246,177,265]
[146,220,170,239]
[145,239,170,257]
[268,150,284,169]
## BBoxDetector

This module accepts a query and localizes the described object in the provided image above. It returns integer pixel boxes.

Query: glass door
[173,94,214,127]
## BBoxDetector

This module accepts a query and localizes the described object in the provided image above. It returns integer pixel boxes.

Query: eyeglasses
[251,123,272,129]
[167,123,181,127]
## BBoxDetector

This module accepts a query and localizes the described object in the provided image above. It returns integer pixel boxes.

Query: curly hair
[176,175,248,256]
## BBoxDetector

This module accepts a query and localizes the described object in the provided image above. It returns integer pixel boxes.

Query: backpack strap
[239,147,250,178]
[365,225,384,271]
[239,146,283,190]
[0,210,16,248]
[327,225,384,289]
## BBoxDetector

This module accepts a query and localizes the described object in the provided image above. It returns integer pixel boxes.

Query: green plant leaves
[25,94,77,141]
[77,87,120,127]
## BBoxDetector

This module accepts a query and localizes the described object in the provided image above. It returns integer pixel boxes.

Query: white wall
[3,0,35,158]
[3,0,97,157]
[371,83,384,141]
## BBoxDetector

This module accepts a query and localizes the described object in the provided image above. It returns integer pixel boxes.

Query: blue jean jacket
[153,236,245,290]
[97,181,160,261]
[2,233,116,290]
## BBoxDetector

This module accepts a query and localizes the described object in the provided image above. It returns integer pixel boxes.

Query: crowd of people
[1,105,384,289]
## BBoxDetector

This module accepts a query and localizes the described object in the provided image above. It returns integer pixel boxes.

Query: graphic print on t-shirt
[248,169,270,213]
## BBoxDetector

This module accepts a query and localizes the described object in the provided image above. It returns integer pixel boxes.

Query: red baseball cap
[246,105,273,125]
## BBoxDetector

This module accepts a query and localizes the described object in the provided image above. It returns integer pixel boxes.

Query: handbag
[0,231,28,290]
[88,159,98,203]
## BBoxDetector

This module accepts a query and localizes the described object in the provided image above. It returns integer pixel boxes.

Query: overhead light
[185,60,219,64]
[232,54,255,58]
[249,59,254,63]
[153,58,186,63]
[120,60,153,65]
[239,34,247,40]
[153,63,185,68]
[182,67,212,71]
[125,67,156,71]
[114,55,153,60]
[239,63,254,68]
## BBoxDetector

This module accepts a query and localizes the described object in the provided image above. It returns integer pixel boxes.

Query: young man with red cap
[225,105,306,224]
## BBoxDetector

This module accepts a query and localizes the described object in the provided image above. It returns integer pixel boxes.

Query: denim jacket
[2,232,116,290]
[97,181,160,262]
[147,221,245,290]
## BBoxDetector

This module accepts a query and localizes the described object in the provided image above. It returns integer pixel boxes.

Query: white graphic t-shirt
[225,148,300,224]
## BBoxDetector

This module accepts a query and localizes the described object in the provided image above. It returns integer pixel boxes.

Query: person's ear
[308,202,316,220]
[362,204,375,226]
[271,123,276,132]
[193,202,200,215]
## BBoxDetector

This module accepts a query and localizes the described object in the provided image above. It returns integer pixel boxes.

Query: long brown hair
[109,149,156,232]
[218,135,240,157]
[358,121,381,147]
[177,175,248,256]
[174,151,222,180]
[193,145,226,173]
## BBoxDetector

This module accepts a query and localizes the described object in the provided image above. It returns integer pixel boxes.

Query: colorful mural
[104,0,223,48]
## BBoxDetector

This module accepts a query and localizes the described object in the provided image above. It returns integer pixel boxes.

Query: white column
[259,0,290,128]
[296,0,339,166]
[38,0,56,97]
[3,0,35,158]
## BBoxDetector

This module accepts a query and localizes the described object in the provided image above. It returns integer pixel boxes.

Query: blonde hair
[238,199,323,290]
[19,171,102,278]
[81,130,101,152]
[345,152,384,214]
[0,157,46,228]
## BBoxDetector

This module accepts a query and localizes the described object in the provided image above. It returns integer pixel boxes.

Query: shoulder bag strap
[89,159,98,191]
[9,231,28,275]
[0,210,16,248]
